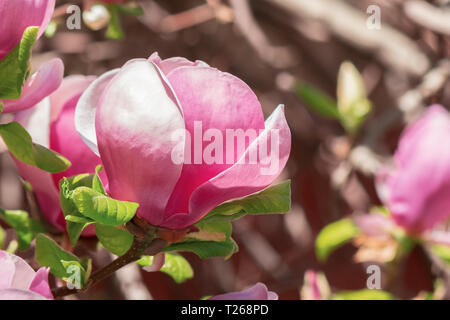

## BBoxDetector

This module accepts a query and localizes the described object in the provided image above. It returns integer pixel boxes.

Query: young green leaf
[160,253,193,284]
[332,289,395,300]
[164,239,238,259]
[71,187,138,226]
[0,122,71,173]
[192,215,233,242]
[92,165,106,195]
[432,245,450,264]
[94,224,133,256]
[35,234,86,282]
[59,175,96,246]
[60,260,89,287]
[0,27,38,99]
[106,4,124,40]
[137,253,194,284]
[0,209,44,250]
[315,218,359,262]
[203,180,291,220]
[0,226,5,249]
[295,83,340,119]
[117,3,144,16]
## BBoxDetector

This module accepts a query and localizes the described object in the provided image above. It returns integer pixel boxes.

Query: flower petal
[0,251,15,289]
[0,251,36,290]
[50,92,105,188]
[75,69,120,156]
[209,283,278,300]
[0,0,55,60]
[353,214,395,239]
[49,75,96,122]
[28,268,52,300]
[387,105,450,233]
[14,99,63,230]
[164,105,290,229]
[2,58,64,113]
[149,52,208,76]
[96,60,184,226]
[0,289,47,300]
[163,66,266,221]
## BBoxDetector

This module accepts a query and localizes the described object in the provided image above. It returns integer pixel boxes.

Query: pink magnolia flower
[0,250,52,300]
[75,53,291,229]
[209,283,278,300]
[357,105,450,245]
[0,0,64,113]
[14,76,105,232]
[382,105,450,234]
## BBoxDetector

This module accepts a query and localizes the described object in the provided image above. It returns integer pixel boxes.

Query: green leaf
[0,122,71,173]
[6,240,18,253]
[59,175,96,246]
[332,289,395,300]
[295,83,340,119]
[60,260,89,287]
[0,226,5,249]
[92,165,106,195]
[35,234,86,283]
[160,253,193,284]
[94,224,133,256]
[337,61,372,134]
[32,143,72,173]
[432,245,450,264]
[192,215,233,242]
[117,3,144,16]
[0,209,44,250]
[0,122,35,165]
[164,239,238,259]
[138,253,194,284]
[0,27,38,99]
[0,101,4,114]
[315,218,359,262]
[204,180,291,220]
[71,187,138,226]
[106,4,124,40]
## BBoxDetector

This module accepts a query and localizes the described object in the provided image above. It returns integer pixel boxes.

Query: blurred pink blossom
[209,283,278,300]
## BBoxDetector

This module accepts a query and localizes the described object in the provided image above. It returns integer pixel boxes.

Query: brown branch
[51,225,167,299]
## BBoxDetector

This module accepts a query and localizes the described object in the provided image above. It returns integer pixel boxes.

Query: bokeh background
[1,0,450,299]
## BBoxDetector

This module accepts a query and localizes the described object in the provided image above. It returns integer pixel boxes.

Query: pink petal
[0,0,55,61]
[0,251,15,289]
[387,105,450,233]
[14,99,64,230]
[28,268,53,300]
[3,251,36,290]
[0,288,47,300]
[95,60,185,226]
[163,66,266,221]
[50,93,105,189]
[2,59,64,113]
[75,69,120,156]
[423,231,450,246]
[49,75,96,122]
[149,52,208,76]
[209,283,278,300]
[142,253,165,272]
[164,105,290,229]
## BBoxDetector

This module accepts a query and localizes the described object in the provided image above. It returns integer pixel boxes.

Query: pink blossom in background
[0,0,64,113]
[381,105,450,234]
[209,283,278,300]
[0,250,52,300]
[13,76,105,232]
[75,53,291,229]
[357,105,450,245]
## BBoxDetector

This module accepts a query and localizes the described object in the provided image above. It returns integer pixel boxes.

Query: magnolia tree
[0,0,449,301]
